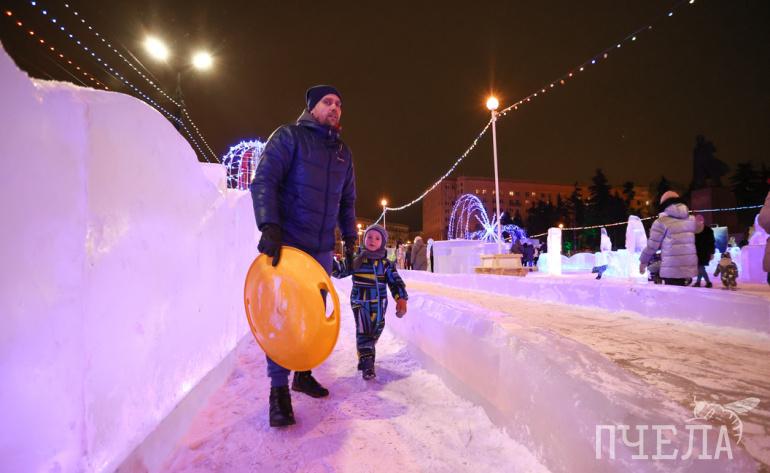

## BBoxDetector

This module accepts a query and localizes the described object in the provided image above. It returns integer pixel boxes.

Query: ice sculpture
[624,216,648,278]
[749,213,768,245]
[740,214,766,282]
[546,227,562,275]
[625,215,647,253]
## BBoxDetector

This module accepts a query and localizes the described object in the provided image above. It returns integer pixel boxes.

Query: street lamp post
[174,71,185,131]
[381,198,388,232]
[486,96,502,254]
[143,37,213,131]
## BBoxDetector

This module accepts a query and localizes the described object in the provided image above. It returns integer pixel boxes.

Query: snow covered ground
[154,280,550,473]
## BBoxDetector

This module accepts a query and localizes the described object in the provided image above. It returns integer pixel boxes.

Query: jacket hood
[297,110,341,141]
[662,202,690,220]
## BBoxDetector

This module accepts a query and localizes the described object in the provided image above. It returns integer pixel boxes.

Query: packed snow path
[159,283,550,473]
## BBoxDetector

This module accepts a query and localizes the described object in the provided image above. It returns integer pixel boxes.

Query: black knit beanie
[306,85,342,111]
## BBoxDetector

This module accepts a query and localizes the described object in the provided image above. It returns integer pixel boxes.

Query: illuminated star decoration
[221,139,266,189]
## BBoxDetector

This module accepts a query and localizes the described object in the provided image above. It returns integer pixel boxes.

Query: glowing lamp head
[144,36,169,61]
[357,223,363,230]
[486,96,499,111]
[558,223,564,229]
[192,51,213,70]
[381,199,388,207]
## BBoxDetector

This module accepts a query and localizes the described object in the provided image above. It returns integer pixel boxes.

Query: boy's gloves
[396,299,407,318]
[343,236,357,267]
[258,224,282,267]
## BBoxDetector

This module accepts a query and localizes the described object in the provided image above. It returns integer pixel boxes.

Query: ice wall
[0,44,254,472]
[401,271,770,334]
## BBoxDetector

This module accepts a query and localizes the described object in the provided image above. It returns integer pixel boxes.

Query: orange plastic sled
[244,246,340,372]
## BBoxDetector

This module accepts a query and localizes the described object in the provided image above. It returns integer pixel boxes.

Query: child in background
[713,252,739,290]
[333,225,408,380]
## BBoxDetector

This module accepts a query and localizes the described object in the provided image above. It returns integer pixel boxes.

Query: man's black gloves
[343,236,357,268]
[258,224,282,267]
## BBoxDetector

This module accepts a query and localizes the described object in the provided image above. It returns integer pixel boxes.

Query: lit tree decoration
[447,194,527,243]
[221,139,266,189]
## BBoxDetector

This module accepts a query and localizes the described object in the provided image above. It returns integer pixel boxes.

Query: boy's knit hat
[364,224,388,250]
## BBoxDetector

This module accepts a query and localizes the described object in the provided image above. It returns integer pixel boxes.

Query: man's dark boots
[292,371,329,398]
[269,386,295,427]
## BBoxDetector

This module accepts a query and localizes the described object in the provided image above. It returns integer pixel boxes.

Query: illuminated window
[508,191,514,196]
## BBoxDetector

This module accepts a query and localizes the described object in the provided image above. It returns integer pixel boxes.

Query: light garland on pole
[374,0,698,223]
[26,0,219,163]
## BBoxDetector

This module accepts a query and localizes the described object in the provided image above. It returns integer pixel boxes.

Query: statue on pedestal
[691,135,729,189]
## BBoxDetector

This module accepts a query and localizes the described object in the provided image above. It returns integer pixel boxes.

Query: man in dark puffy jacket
[250,85,357,427]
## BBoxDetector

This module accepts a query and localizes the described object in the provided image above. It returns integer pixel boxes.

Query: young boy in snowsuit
[713,252,739,290]
[333,224,408,380]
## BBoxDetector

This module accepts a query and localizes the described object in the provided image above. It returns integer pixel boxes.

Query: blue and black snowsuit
[334,256,408,363]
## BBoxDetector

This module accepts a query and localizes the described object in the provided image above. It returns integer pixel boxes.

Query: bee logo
[688,397,759,444]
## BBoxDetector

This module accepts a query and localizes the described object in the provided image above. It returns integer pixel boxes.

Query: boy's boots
[361,355,376,380]
[292,371,329,398]
[269,386,295,427]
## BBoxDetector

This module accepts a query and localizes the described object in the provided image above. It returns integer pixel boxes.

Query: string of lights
[57,2,218,161]
[496,0,696,117]
[372,119,494,226]
[528,204,764,238]
[25,1,219,162]
[4,10,108,89]
[7,8,214,163]
[375,0,698,224]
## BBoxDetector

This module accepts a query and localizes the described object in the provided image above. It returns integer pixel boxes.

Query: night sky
[2,0,769,230]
